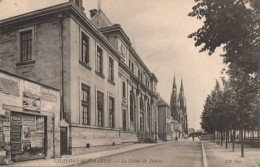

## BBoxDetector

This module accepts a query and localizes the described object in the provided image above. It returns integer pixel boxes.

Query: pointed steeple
[179,78,186,108]
[180,78,184,91]
[170,74,178,118]
[172,74,177,90]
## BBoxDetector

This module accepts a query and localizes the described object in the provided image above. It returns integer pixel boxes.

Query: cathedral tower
[170,74,178,119]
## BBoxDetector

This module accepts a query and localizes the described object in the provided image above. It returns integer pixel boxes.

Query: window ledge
[108,79,115,85]
[79,61,92,70]
[95,71,105,79]
[16,60,36,66]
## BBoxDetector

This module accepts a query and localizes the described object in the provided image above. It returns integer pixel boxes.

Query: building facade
[0,0,158,156]
[158,97,175,141]
[170,75,188,138]
[0,70,60,164]
[89,9,159,142]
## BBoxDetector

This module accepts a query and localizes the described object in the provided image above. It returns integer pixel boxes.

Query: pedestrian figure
[192,135,195,142]
[175,136,178,142]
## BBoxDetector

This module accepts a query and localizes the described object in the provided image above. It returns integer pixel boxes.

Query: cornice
[118,62,158,99]
[0,2,122,62]
[99,25,158,81]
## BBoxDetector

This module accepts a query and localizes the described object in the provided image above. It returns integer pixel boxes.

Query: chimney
[90,9,98,18]
[70,0,85,11]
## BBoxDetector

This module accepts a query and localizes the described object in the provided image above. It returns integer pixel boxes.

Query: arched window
[130,94,134,122]
[140,98,144,111]
[147,103,151,130]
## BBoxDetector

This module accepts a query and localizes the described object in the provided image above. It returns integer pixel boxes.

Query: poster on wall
[22,140,31,151]
[23,93,41,111]
[23,115,35,139]
[0,77,20,97]
[10,113,22,154]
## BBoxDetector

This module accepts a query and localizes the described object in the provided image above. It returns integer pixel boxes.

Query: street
[70,139,202,167]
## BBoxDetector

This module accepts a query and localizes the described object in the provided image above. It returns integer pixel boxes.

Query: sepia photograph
[0,0,259,167]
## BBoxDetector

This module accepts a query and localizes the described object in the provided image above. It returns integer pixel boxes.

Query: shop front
[0,70,60,164]
[10,112,46,162]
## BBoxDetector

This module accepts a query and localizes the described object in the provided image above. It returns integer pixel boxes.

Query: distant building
[158,97,174,141]
[188,128,195,135]
[170,75,188,138]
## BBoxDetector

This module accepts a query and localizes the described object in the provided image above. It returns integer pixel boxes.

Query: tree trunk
[232,129,235,151]
[213,130,216,142]
[217,131,219,145]
[252,130,254,145]
[221,131,223,146]
[226,128,228,148]
[241,129,244,157]
[244,129,246,144]
[258,125,260,148]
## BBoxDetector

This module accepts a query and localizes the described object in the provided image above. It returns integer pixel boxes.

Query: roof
[0,2,122,62]
[157,96,171,109]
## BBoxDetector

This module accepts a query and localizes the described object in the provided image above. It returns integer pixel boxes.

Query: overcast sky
[0,0,226,130]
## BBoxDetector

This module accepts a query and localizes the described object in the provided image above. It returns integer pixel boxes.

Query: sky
[0,0,226,130]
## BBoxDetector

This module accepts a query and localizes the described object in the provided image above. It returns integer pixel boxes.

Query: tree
[188,0,259,75]
[189,0,260,157]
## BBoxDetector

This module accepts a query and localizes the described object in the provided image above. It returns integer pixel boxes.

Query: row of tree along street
[188,0,260,157]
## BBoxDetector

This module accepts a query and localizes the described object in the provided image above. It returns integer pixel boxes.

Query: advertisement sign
[24,81,41,97]
[23,93,41,111]
[41,88,57,102]
[0,77,20,96]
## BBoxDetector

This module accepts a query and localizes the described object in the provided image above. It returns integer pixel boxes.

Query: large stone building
[170,75,188,138]
[0,0,158,157]
[89,8,159,142]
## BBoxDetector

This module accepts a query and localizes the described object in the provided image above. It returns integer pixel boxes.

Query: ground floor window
[97,91,104,127]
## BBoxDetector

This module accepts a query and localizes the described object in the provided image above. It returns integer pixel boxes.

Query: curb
[201,141,208,167]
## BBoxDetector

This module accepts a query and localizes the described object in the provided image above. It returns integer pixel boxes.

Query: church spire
[172,74,177,90]
[180,77,184,91]
[179,78,186,107]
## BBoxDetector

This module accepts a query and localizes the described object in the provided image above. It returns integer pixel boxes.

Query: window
[109,97,115,128]
[130,94,134,122]
[138,70,140,79]
[122,109,127,131]
[131,63,134,73]
[147,104,151,131]
[140,98,144,111]
[129,59,131,68]
[122,81,126,98]
[81,84,90,125]
[81,33,89,65]
[97,91,104,127]
[20,30,32,62]
[108,57,114,82]
[96,46,103,75]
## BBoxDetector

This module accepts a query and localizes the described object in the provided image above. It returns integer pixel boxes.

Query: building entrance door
[60,127,67,155]
[122,110,127,131]
[140,113,144,132]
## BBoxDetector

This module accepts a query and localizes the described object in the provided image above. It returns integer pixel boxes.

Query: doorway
[60,127,67,155]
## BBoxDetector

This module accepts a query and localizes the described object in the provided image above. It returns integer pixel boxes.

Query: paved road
[71,139,203,167]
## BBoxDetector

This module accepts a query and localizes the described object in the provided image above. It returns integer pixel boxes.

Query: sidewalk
[4,141,175,167]
[203,141,260,167]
